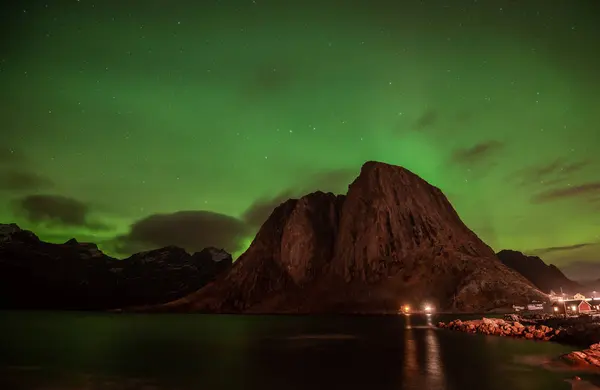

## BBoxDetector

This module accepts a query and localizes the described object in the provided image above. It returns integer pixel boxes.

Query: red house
[578,300,592,313]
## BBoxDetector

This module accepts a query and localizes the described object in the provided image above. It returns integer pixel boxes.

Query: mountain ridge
[496,249,581,294]
[0,223,232,310]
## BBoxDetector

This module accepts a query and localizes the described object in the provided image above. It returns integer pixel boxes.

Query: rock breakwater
[438,316,600,370]
[437,317,557,341]
[561,343,600,371]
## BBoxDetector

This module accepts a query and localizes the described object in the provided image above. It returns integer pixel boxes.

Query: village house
[552,299,592,315]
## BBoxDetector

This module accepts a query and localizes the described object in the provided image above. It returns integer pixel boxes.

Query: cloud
[242,191,295,228]
[113,211,250,256]
[242,167,357,228]
[450,140,504,166]
[0,149,55,191]
[0,171,54,191]
[413,109,438,131]
[531,182,600,204]
[517,158,590,186]
[526,242,600,277]
[527,242,595,256]
[12,194,106,229]
[108,168,358,257]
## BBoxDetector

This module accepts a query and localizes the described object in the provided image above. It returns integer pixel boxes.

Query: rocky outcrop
[0,224,232,310]
[561,343,600,370]
[439,316,600,348]
[438,317,557,340]
[160,161,546,314]
[496,249,581,294]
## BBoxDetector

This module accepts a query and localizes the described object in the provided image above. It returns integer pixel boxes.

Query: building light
[553,307,559,312]
[571,305,577,311]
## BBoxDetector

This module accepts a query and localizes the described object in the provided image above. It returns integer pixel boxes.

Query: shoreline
[437,316,600,371]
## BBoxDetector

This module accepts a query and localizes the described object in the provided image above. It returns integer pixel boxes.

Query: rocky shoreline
[437,315,600,371]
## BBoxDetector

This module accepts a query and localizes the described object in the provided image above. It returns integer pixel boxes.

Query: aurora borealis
[1,0,599,275]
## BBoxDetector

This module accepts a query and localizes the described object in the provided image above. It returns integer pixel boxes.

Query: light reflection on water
[402,314,446,390]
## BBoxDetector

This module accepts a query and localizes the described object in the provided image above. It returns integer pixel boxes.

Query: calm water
[0,311,597,390]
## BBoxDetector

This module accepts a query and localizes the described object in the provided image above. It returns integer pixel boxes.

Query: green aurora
[1,0,599,272]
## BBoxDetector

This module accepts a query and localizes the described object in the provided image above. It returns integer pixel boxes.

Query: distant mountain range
[496,249,582,295]
[4,161,593,313]
[0,223,231,310]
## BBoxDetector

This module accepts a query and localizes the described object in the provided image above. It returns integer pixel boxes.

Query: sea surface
[0,311,598,390]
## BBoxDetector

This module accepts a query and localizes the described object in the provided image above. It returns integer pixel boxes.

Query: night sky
[1,1,599,275]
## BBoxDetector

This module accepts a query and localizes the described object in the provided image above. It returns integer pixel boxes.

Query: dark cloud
[242,168,357,228]
[531,182,600,204]
[513,158,590,187]
[0,149,55,191]
[12,194,106,230]
[0,171,54,191]
[110,168,358,257]
[528,242,595,256]
[451,141,504,166]
[413,109,438,131]
[242,191,295,228]
[114,211,250,256]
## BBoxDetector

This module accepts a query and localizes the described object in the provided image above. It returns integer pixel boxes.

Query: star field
[1,0,599,274]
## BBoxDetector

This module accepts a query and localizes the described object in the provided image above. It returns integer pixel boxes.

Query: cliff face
[496,249,581,294]
[330,162,496,282]
[162,161,545,314]
[0,224,232,310]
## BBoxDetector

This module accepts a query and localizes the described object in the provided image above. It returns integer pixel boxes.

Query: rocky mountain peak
[332,161,494,282]
[0,223,22,235]
[195,247,233,263]
[0,223,39,243]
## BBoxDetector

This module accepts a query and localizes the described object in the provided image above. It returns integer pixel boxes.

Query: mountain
[0,223,232,310]
[158,161,545,314]
[496,249,581,294]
